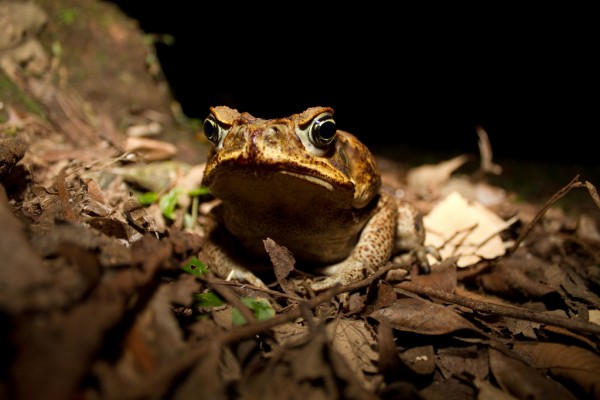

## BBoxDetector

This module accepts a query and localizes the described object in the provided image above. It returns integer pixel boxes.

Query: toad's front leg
[307,194,398,292]
[305,194,433,293]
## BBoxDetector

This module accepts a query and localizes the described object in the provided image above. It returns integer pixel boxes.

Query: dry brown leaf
[369,297,485,336]
[326,320,379,385]
[116,284,187,378]
[86,217,130,240]
[170,343,228,400]
[160,273,199,307]
[122,197,162,234]
[10,235,169,400]
[489,347,578,400]
[124,137,177,161]
[439,176,507,206]
[271,321,310,346]
[503,319,540,339]
[376,318,400,379]
[424,191,513,267]
[264,238,296,296]
[419,376,476,400]
[0,186,53,313]
[576,214,600,241]
[472,377,519,400]
[0,136,26,178]
[126,121,163,137]
[513,342,600,398]
[399,345,436,376]
[347,292,367,314]
[411,256,458,293]
[555,266,600,308]
[406,154,469,197]
[368,281,397,312]
[116,161,191,193]
[238,326,377,400]
[540,325,600,351]
[436,345,489,380]
[478,249,557,299]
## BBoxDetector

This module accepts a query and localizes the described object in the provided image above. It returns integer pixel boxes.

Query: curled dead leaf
[124,137,177,161]
[437,345,489,380]
[369,297,486,336]
[406,154,469,198]
[326,319,380,391]
[513,341,600,399]
[264,238,296,296]
[489,347,577,400]
[478,249,557,299]
[399,345,436,376]
[410,256,458,293]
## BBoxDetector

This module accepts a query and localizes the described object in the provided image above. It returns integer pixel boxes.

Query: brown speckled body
[200,106,428,291]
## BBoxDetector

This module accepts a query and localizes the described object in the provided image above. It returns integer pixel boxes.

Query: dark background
[106,2,597,166]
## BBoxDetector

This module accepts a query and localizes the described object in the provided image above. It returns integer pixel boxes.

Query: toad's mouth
[278,171,334,191]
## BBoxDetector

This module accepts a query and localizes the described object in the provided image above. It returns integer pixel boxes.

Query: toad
[199,106,431,292]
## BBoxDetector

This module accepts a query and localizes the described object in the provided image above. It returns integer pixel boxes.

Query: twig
[475,125,502,176]
[205,277,304,302]
[510,175,581,252]
[396,281,600,336]
[579,179,600,210]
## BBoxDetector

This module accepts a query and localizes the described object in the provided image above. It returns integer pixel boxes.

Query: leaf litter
[1,2,600,399]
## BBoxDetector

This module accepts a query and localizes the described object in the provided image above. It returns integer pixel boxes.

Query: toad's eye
[308,113,337,148]
[203,115,223,145]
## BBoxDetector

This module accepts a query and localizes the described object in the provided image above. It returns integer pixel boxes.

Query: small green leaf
[245,297,276,321]
[181,257,208,276]
[159,188,182,219]
[58,8,78,25]
[161,34,175,46]
[233,297,275,325]
[188,186,211,197]
[194,292,224,307]
[137,191,158,205]
[232,308,247,326]
[51,41,63,58]
[183,213,194,229]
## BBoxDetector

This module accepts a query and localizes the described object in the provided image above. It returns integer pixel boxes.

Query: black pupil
[317,119,336,141]
[203,118,216,140]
